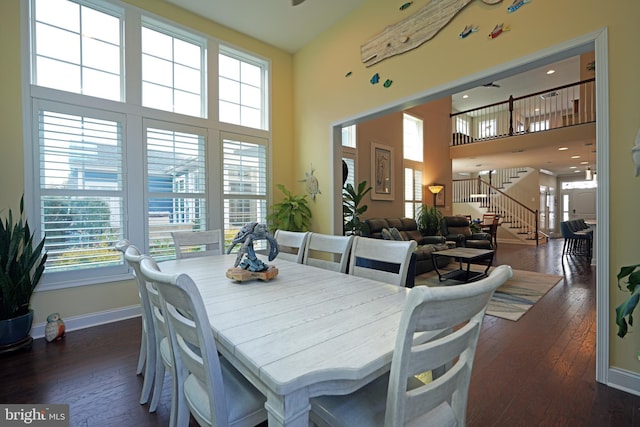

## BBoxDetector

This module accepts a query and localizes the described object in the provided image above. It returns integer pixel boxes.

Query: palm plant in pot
[0,196,47,349]
[343,180,372,236]
[416,204,443,236]
[267,184,312,232]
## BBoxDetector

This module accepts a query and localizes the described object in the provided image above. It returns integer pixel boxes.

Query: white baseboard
[31,305,141,340]
[607,367,640,397]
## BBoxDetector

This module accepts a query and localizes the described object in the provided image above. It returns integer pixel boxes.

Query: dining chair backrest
[125,246,189,423]
[309,265,513,427]
[141,257,267,427]
[384,265,513,426]
[303,233,354,273]
[348,237,417,287]
[171,229,223,259]
[116,239,156,405]
[482,213,497,225]
[274,229,310,263]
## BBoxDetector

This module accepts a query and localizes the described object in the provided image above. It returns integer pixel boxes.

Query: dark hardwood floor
[1,239,639,426]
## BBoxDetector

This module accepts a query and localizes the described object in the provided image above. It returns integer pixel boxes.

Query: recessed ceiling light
[569,166,577,169]
[574,170,581,173]
[546,69,556,75]
[535,108,540,112]
[571,155,580,159]
[462,94,469,99]
[558,147,569,151]
[580,161,588,165]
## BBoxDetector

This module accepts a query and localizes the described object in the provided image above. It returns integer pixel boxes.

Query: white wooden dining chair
[116,240,155,406]
[274,229,310,263]
[171,229,224,259]
[348,237,417,287]
[140,257,268,427]
[128,252,189,427]
[302,233,354,273]
[310,265,513,427]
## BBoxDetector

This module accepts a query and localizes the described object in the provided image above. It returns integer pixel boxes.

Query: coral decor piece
[227,222,278,272]
[360,0,503,67]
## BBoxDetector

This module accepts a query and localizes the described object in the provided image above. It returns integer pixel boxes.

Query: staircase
[452,169,545,245]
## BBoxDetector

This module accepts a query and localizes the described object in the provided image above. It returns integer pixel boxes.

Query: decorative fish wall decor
[507,0,531,13]
[361,0,504,67]
[459,25,478,39]
[488,23,510,39]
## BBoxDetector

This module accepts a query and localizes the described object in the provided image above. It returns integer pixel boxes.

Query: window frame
[218,45,270,131]
[22,0,272,291]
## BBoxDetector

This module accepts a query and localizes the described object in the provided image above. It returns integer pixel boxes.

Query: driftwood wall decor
[361,0,503,67]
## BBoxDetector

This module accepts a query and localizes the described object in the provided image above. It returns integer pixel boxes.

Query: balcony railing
[451,78,595,146]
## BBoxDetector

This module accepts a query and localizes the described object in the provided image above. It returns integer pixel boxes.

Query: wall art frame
[371,142,394,200]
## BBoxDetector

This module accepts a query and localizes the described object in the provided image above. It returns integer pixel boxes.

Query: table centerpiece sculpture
[226,222,279,282]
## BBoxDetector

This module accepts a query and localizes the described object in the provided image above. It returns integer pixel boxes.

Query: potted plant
[343,180,372,235]
[416,204,443,236]
[615,263,640,338]
[0,196,47,349]
[267,184,312,232]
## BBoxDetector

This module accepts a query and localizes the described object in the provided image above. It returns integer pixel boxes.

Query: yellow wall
[3,0,640,379]
[292,0,640,374]
[0,0,295,325]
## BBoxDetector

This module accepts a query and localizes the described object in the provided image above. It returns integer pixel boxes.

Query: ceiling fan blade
[292,0,306,5]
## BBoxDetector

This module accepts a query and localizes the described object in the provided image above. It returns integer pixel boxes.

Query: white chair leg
[139,336,156,405]
[136,326,146,375]
[149,357,166,413]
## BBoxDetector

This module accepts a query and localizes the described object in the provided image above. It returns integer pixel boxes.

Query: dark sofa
[362,217,452,277]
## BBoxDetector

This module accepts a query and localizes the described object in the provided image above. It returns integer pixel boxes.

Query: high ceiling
[164,0,366,54]
[165,0,596,177]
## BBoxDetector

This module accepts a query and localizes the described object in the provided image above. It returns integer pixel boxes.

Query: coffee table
[431,247,494,283]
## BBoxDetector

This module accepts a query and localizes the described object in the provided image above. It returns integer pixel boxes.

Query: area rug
[414,267,563,321]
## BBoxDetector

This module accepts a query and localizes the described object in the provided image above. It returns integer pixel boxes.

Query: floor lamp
[428,184,444,206]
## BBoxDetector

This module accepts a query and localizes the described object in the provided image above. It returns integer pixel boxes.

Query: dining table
[159,253,441,427]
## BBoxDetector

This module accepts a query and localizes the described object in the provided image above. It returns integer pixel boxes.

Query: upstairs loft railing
[453,177,539,244]
[450,78,595,146]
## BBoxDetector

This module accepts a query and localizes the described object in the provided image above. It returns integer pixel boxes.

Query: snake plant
[0,196,47,320]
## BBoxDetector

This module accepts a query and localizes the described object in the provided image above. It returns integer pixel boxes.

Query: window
[478,119,496,139]
[141,22,206,117]
[404,168,422,218]
[529,120,549,132]
[456,116,470,135]
[32,0,123,101]
[223,136,268,250]
[37,103,124,274]
[25,0,272,289]
[403,114,423,162]
[146,125,207,259]
[219,46,269,130]
[341,125,356,148]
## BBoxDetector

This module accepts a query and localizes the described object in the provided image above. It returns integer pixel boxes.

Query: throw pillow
[381,228,393,240]
[389,227,406,241]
